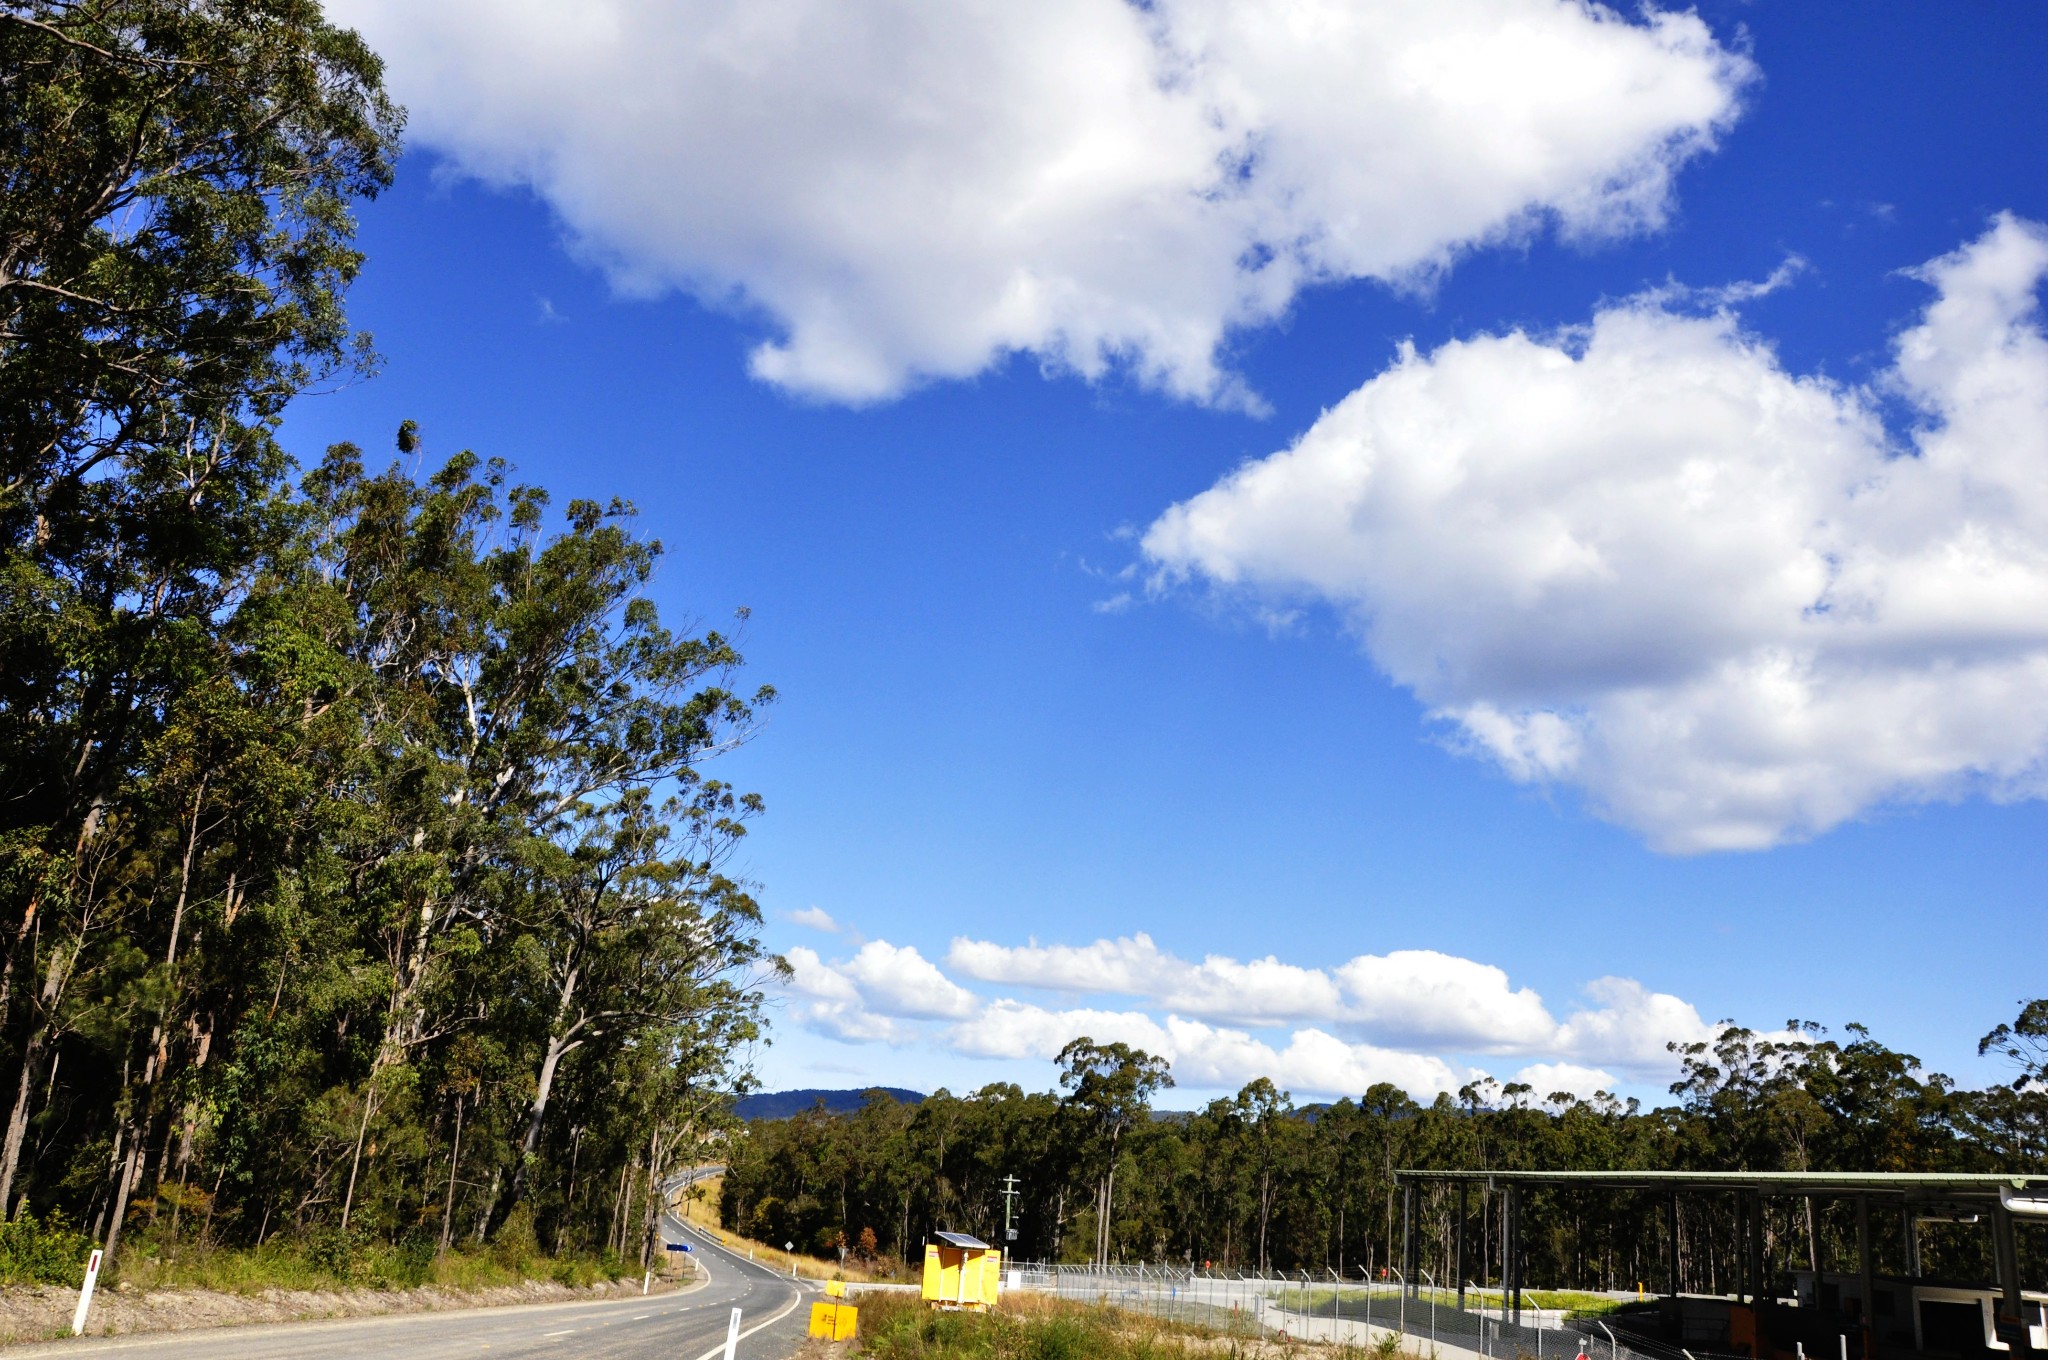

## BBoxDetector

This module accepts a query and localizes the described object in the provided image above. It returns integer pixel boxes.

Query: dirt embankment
[0,1272,690,1345]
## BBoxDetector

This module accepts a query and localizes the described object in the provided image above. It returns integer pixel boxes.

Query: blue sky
[288,0,2048,1107]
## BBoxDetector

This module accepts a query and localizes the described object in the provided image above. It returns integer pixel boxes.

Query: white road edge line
[686,1287,806,1360]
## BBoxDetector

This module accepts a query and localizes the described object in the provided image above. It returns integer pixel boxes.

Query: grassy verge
[112,1237,641,1295]
[850,1290,1432,1359]
[0,1207,654,1295]
[1457,1290,1629,1317]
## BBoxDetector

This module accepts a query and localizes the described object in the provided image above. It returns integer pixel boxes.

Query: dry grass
[849,1290,1427,1360]
[672,1178,892,1283]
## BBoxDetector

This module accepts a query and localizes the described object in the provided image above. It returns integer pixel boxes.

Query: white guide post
[71,1249,103,1336]
[722,1306,743,1360]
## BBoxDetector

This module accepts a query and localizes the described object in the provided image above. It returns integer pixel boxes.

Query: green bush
[490,1205,541,1270]
[301,1225,370,1281]
[0,1212,96,1286]
[372,1235,438,1289]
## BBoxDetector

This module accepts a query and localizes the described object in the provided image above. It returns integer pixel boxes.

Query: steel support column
[1994,1205,2024,1333]
[1508,1183,1522,1326]
[1403,1182,1415,1298]
[1667,1192,1681,1298]
[1457,1180,1468,1310]
[1857,1195,1874,1337]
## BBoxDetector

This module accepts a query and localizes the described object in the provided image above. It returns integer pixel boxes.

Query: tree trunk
[473,1167,500,1244]
[0,1027,48,1215]
[1258,1169,1271,1273]
[606,1159,628,1255]
[0,913,93,1212]
[440,1093,467,1251]
[339,1080,376,1230]
[499,965,584,1223]
[101,782,205,1261]
[101,1119,146,1267]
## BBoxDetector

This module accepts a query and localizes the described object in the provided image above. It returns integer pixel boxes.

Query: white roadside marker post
[71,1249,103,1336]
[723,1306,743,1360]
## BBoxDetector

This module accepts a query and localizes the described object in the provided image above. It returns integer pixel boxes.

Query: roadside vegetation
[848,1291,1418,1360]
[679,1175,895,1283]
[0,0,774,1288]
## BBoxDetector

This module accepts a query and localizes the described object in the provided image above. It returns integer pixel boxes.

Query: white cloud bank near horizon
[326,0,1748,406]
[1144,216,2048,853]
[778,928,1719,1102]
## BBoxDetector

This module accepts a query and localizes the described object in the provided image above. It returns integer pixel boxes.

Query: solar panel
[933,1231,989,1249]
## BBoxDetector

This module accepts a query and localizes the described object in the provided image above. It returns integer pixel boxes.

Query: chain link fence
[1007,1264,1700,1360]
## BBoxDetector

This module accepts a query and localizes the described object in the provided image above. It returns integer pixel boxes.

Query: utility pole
[1000,1175,1022,1248]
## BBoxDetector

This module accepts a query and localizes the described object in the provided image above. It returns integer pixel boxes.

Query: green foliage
[852,1292,1395,1360]
[0,0,773,1281]
[725,1013,2048,1291]
[0,1211,94,1286]
[104,1233,629,1295]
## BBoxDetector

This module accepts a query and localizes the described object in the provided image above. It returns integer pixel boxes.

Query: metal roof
[933,1231,991,1249]
[1393,1169,2048,1200]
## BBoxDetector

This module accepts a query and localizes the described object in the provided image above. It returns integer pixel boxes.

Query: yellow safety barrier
[809,1301,859,1340]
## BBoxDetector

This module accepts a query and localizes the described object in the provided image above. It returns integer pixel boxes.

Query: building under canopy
[1392,1170,2048,1360]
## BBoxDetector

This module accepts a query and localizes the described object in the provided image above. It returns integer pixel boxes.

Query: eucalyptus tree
[287,440,775,1229]
[0,0,398,1258]
[1226,1078,1292,1272]
[1056,1037,1172,1268]
[494,781,775,1227]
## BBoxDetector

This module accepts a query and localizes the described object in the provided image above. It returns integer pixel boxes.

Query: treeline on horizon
[720,1019,2048,1291]
[0,0,775,1277]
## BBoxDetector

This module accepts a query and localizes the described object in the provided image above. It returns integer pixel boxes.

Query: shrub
[0,1212,96,1286]
[373,1235,438,1289]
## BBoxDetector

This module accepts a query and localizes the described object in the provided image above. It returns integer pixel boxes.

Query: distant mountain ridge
[734,1087,925,1119]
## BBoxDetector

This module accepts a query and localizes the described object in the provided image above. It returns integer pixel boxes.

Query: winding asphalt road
[6,1168,813,1359]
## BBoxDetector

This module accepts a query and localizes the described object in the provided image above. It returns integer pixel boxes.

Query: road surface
[7,1170,810,1359]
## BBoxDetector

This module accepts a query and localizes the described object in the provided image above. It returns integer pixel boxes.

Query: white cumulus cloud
[783,941,978,1040]
[839,941,982,1019]
[1144,215,2048,852]
[947,1002,1464,1096]
[1504,1062,1621,1102]
[326,0,1749,405]
[781,928,1715,1091]
[946,933,1342,1025]
[1334,949,1555,1051]
[946,932,1708,1066]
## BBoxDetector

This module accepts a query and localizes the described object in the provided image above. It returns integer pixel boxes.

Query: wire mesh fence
[1006,1264,1683,1360]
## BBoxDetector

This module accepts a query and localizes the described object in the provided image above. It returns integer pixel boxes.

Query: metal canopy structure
[1395,1170,2048,1198]
[1391,1169,2048,1359]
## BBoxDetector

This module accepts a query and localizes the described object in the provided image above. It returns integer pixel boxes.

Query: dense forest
[720,1019,2048,1290]
[0,0,776,1274]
